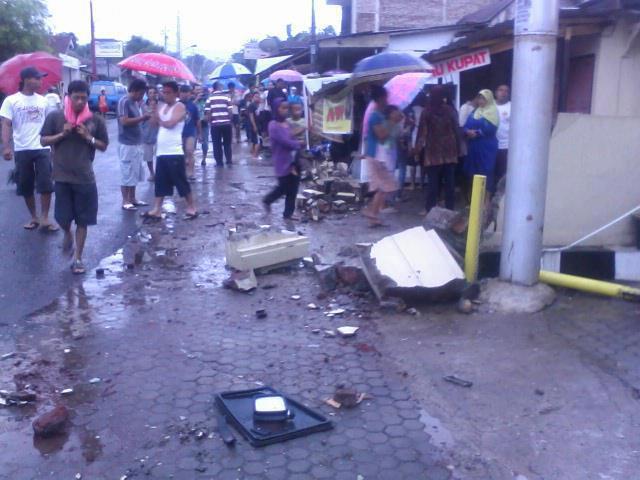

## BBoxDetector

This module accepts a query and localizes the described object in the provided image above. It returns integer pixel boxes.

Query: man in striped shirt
[205,82,233,167]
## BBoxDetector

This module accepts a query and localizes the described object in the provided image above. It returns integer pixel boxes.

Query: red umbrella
[0,52,62,95]
[118,53,196,83]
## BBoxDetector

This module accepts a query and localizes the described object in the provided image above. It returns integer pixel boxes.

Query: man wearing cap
[0,67,57,231]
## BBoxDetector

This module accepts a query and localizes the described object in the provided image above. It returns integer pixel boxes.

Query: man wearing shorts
[179,84,200,180]
[0,67,57,231]
[41,80,108,274]
[117,78,149,211]
[142,81,197,220]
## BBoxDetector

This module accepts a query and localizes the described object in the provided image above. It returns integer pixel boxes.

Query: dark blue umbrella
[350,52,431,86]
[218,77,248,91]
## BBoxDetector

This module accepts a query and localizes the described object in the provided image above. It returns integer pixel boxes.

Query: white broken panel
[370,227,464,288]
[226,227,310,271]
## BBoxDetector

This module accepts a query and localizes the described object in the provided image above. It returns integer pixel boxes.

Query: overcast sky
[45,0,342,60]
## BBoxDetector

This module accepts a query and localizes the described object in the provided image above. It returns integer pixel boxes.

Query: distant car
[88,81,127,113]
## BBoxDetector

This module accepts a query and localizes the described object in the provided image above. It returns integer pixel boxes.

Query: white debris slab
[370,227,464,288]
[225,227,310,271]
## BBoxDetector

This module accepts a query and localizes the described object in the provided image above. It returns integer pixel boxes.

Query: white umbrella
[208,62,252,80]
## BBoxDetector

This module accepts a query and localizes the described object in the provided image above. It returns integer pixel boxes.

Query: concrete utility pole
[176,14,182,58]
[310,0,318,72]
[499,0,559,285]
[90,0,97,77]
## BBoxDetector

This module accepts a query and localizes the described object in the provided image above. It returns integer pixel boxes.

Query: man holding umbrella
[0,67,57,231]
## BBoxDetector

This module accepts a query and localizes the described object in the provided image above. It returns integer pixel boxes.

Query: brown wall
[352,0,499,32]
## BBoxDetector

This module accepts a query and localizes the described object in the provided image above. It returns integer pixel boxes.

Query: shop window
[565,55,595,114]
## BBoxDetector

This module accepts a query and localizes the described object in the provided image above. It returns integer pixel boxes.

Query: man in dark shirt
[267,78,288,111]
[40,80,109,274]
[117,78,149,210]
[179,85,200,180]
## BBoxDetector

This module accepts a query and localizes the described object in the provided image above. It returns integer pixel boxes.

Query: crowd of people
[0,63,511,274]
[361,82,511,227]
[0,67,310,274]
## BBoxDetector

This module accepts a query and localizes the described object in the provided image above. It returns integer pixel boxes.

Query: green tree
[0,0,50,61]
[124,35,164,56]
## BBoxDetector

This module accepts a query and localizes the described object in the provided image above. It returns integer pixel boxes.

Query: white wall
[386,30,457,57]
[592,18,640,116]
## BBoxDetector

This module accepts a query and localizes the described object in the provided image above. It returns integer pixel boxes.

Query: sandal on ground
[41,223,59,232]
[133,200,149,207]
[368,220,388,228]
[183,212,199,220]
[23,220,39,230]
[140,211,162,220]
[122,204,137,211]
[71,259,86,275]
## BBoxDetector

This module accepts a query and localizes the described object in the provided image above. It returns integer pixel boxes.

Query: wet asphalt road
[0,118,149,322]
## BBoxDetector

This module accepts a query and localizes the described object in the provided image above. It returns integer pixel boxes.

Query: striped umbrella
[208,62,252,80]
[350,52,430,86]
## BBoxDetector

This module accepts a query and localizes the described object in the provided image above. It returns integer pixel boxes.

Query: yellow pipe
[465,175,486,283]
[539,270,640,302]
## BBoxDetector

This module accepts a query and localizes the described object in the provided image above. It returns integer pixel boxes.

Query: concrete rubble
[295,161,364,222]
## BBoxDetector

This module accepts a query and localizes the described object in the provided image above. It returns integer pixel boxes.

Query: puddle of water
[420,409,455,449]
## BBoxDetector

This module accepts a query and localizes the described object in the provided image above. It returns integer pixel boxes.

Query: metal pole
[310,0,318,72]
[499,0,559,285]
[465,175,487,283]
[90,0,97,78]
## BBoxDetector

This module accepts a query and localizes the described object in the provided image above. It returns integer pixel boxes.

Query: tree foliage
[124,36,164,56]
[0,0,50,62]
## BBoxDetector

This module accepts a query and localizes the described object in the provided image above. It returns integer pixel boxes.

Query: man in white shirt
[495,84,511,185]
[0,67,57,231]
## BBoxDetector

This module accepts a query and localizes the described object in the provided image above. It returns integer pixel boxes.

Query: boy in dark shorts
[41,80,109,274]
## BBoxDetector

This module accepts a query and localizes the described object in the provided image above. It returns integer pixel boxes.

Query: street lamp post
[310,0,318,72]
[499,0,560,285]
[90,0,97,78]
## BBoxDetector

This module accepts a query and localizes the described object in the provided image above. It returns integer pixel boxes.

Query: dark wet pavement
[0,119,147,322]
[0,140,459,479]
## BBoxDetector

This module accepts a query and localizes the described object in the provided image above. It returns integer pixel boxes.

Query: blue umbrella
[350,52,430,86]
[208,62,252,80]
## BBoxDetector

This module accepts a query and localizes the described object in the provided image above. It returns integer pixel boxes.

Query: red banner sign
[432,49,491,77]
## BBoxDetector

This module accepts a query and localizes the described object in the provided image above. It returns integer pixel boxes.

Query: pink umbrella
[118,53,196,83]
[0,52,62,95]
[269,69,303,82]
[384,72,433,110]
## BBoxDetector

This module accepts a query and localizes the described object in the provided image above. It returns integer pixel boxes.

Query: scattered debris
[290,295,301,300]
[315,264,338,292]
[255,309,268,319]
[89,377,102,384]
[307,303,319,310]
[1,352,16,361]
[443,376,473,388]
[337,326,359,337]
[33,405,69,437]
[457,298,474,314]
[326,308,346,317]
[0,390,36,406]
[406,307,419,316]
[324,330,337,338]
[95,268,105,278]
[326,386,368,409]
[61,388,74,395]
[223,270,258,292]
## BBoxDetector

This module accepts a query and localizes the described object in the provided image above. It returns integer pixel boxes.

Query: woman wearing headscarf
[417,86,460,214]
[463,89,499,195]
[262,98,303,220]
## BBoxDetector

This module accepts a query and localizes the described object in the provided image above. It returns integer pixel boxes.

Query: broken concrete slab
[225,226,310,271]
[361,227,466,302]
[223,270,258,292]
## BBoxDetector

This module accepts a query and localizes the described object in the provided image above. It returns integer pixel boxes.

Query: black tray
[216,386,333,447]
